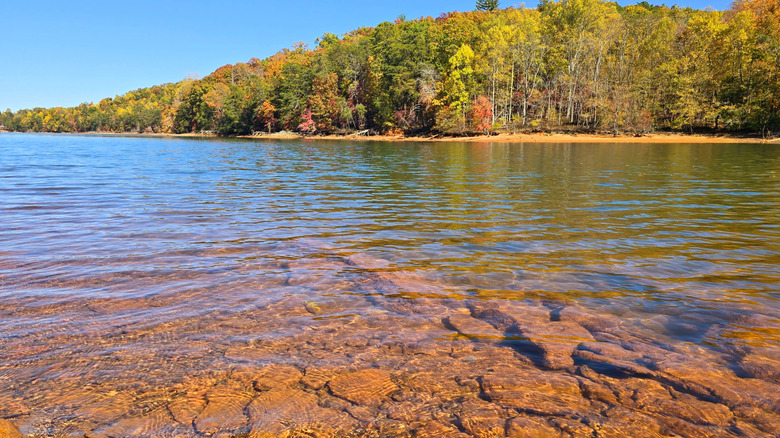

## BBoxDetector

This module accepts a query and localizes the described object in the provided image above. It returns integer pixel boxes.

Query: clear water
[1,133,778,436]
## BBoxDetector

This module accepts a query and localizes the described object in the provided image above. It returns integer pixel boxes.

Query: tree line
[2,0,778,137]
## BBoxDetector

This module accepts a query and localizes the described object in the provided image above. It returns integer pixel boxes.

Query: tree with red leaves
[469,95,493,134]
[298,108,316,134]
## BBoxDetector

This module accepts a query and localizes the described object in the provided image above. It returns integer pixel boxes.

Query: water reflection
[0,134,778,436]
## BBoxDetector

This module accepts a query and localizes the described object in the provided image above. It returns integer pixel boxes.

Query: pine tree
[475,0,499,11]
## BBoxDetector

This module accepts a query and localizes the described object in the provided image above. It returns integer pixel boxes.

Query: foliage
[298,108,316,133]
[5,1,780,136]
[476,0,500,12]
[433,44,475,133]
[257,100,277,133]
[469,95,494,133]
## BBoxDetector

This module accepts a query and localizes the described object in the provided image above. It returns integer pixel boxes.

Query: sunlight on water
[0,133,778,436]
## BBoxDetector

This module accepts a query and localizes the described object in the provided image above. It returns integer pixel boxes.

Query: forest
[1,0,779,137]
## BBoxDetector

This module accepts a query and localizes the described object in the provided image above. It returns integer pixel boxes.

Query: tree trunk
[509,63,514,126]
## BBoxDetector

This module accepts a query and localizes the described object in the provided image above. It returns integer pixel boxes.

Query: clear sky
[0,0,732,112]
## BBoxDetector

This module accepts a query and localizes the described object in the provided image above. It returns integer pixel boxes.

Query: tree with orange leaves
[257,101,276,133]
[469,95,493,133]
[309,73,340,133]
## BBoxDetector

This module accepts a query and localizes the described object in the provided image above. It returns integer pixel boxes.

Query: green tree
[0,109,12,129]
[476,0,500,12]
[434,44,475,133]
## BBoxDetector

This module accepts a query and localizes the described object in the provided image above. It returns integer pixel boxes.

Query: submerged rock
[652,389,733,427]
[573,341,654,376]
[328,369,399,407]
[653,359,780,411]
[0,419,23,438]
[444,313,505,340]
[252,365,303,391]
[247,387,355,435]
[466,301,595,369]
[549,417,595,437]
[478,370,589,417]
[398,371,471,400]
[738,354,780,383]
[302,366,345,391]
[94,409,179,437]
[467,301,550,329]
[384,400,432,423]
[516,320,595,370]
[595,407,667,438]
[4,290,778,436]
[505,416,564,437]
[557,305,620,333]
[455,397,507,437]
[193,386,253,434]
[412,420,469,437]
[167,391,208,425]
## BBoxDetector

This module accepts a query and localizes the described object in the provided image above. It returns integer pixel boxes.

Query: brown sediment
[1,250,778,437]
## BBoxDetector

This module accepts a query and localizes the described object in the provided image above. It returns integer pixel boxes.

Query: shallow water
[0,133,778,437]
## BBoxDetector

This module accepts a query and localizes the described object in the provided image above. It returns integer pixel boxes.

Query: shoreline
[3,130,778,144]
[268,132,779,144]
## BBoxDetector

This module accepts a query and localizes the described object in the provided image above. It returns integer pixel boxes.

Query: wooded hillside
[2,0,778,137]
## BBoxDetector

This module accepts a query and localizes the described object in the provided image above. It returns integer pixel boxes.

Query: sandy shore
[241,131,779,144]
[5,130,777,143]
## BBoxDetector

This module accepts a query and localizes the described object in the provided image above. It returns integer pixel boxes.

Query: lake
[0,133,778,436]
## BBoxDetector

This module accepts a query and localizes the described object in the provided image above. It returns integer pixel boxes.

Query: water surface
[1,133,778,436]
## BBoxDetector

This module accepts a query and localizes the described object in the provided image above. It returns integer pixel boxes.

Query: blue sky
[1,0,732,111]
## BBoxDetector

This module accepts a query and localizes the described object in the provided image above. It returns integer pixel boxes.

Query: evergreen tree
[476,0,499,11]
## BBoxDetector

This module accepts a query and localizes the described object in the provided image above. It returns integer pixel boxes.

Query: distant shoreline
[241,132,778,144]
[2,130,777,144]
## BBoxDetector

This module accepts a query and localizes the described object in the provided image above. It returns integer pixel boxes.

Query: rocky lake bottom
[1,247,778,437]
[1,135,778,436]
